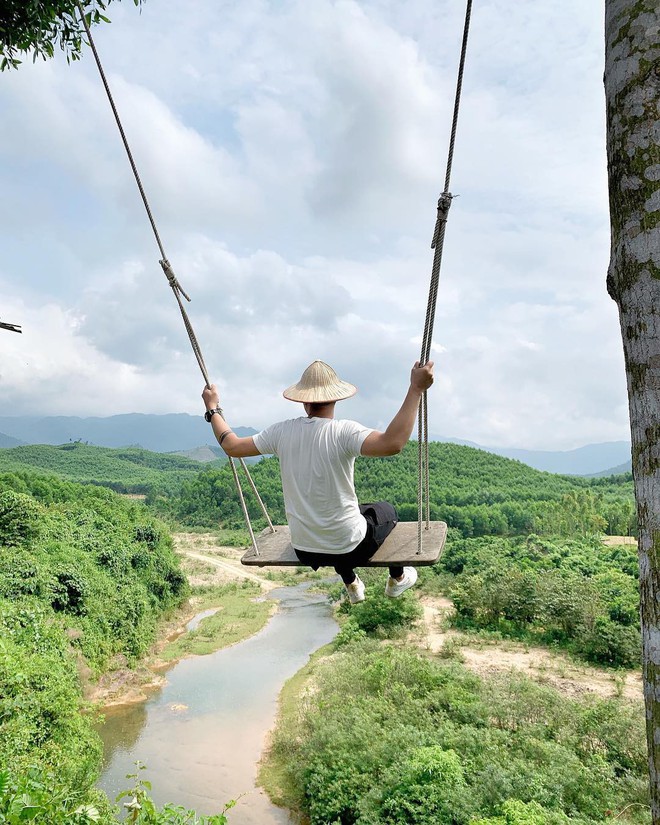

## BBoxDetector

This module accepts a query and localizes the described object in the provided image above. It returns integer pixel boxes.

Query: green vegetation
[0,471,187,673]
[0,444,213,495]
[0,469,200,821]
[0,0,141,71]
[0,441,642,823]
[425,533,640,668]
[334,570,423,642]
[0,764,232,823]
[0,442,635,541]
[174,443,635,538]
[264,643,648,825]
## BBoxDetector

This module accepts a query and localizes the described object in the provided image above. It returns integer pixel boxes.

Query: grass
[262,567,328,585]
[160,581,274,661]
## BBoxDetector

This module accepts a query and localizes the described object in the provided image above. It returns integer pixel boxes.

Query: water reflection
[97,582,337,824]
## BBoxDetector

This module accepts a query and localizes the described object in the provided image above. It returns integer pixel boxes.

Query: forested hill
[0,443,217,492]
[0,470,189,819]
[0,442,634,538]
[176,442,635,537]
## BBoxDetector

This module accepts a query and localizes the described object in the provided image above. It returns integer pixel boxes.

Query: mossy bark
[605,0,660,818]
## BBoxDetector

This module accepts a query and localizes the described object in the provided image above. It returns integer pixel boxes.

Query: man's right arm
[202,384,262,458]
[360,361,434,457]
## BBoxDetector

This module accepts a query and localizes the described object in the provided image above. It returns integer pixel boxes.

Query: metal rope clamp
[160,259,191,302]
[431,192,454,249]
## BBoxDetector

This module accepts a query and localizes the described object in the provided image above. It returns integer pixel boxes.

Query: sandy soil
[416,595,642,701]
[173,532,283,590]
[602,535,637,546]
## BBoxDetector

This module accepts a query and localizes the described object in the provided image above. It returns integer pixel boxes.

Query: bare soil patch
[173,532,298,589]
[416,595,642,702]
[602,535,637,546]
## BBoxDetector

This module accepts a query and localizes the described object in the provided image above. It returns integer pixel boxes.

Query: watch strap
[204,406,224,423]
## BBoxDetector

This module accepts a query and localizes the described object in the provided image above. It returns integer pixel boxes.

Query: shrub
[51,567,89,614]
[340,588,423,636]
[361,747,474,824]
[580,618,640,668]
[441,535,640,668]
[472,799,574,824]
[333,618,368,649]
[265,645,648,825]
[0,490,43,546]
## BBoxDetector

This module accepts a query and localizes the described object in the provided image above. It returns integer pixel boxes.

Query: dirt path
[416,595,642,701]
[172,532,290,589]
[602,535,637,546]
[183,549,277,587]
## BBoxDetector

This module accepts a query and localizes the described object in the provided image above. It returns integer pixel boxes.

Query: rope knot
[159,259,191,302]
[431,192,453,249]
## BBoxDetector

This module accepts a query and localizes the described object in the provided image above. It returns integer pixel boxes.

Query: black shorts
[294,501,398,571]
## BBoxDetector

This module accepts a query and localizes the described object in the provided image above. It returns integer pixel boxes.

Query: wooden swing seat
[241,521,447,567]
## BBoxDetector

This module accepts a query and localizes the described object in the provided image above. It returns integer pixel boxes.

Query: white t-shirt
[252,417,373,554]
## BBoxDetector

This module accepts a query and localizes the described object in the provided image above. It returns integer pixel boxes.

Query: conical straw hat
[283,360,357,403]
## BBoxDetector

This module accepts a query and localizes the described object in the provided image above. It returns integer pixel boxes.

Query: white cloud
[0,0,631,450]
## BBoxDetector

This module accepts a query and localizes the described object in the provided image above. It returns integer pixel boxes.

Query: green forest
[0,470,204,822]
[0,442,645,823]
[173,442,635,538]
[0,443,220,494]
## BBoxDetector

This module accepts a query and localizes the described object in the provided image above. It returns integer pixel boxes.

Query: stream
[97,582,338,823]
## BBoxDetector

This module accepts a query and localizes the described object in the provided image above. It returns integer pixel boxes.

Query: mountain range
[440,436,632,477]
[0,414,631,477]
[0,414,256,454]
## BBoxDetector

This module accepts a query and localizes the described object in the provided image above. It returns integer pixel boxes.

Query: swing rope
[417,0,473,554]
[74,0,273,555]
[76,0,472,560]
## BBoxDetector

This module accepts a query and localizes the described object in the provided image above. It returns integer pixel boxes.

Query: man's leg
[334,565,356,585]
[361,502,418,597]
[334,564,365,603]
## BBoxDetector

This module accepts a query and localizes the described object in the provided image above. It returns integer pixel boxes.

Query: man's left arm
[202,384,261,458]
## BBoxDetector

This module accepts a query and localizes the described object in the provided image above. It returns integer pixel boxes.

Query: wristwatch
[204,407,224,423]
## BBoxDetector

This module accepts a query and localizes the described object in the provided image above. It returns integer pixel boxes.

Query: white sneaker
[345,575,366,604]
[385,567,418,598]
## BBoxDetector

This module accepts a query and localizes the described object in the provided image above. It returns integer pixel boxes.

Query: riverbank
[90,530,643,709]
[96,580,338,824]
[87,532,307,708]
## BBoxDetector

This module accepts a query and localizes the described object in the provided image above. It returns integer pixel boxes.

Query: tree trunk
[604,0,660,818]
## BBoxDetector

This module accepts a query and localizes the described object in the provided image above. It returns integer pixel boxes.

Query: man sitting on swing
[202,359,434,604]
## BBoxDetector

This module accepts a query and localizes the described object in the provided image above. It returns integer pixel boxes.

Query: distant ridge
[0,431,25,448]
[0,414,256,454]
[588,460,632,478]
[439,437,631,476]
[0,443,206,490]
[172,446,221,463]
[0,414,631,477]
[487,441,631,476]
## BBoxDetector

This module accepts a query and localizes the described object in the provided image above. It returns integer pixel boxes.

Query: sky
[0,0,630,450]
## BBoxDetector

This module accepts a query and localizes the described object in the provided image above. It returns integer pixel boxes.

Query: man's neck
[304,401,336,419]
